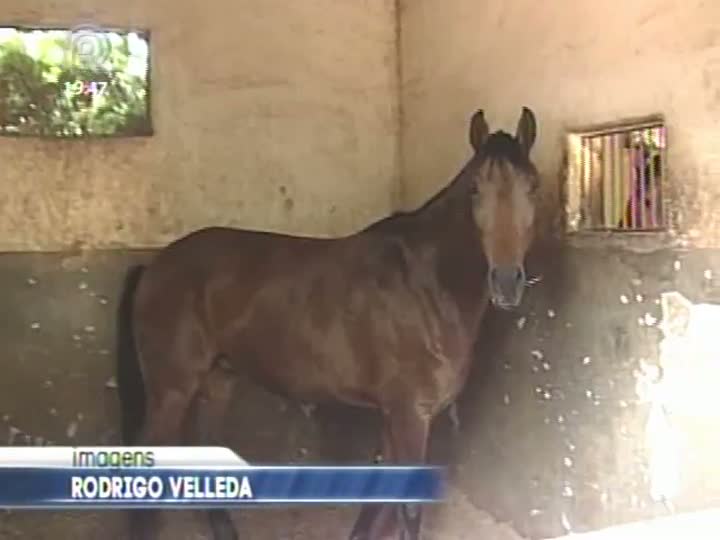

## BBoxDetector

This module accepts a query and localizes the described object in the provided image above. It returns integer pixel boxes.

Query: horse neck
[411,163,472,225]
[409,172,490,334]
[415,168,477,250]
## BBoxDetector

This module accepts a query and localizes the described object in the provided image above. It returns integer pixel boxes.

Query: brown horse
[116,107,541,540]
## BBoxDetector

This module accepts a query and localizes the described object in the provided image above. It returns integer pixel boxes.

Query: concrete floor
[0,244,719,539]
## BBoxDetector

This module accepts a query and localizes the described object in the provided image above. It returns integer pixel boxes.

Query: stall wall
[0,0,400,250]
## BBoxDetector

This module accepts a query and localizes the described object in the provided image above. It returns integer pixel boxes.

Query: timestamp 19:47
[64,81,109,98]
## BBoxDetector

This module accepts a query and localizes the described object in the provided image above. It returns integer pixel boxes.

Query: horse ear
[515,106,537,154]
[469,109,489,152]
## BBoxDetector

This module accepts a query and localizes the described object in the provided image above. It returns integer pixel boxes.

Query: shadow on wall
[430,243,720,540]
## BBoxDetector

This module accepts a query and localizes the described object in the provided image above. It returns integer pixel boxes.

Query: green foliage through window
[0,26,151,137]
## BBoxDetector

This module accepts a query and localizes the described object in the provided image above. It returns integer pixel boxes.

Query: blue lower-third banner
[0,466,446,508]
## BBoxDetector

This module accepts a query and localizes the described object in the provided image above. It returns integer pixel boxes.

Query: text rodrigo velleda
[70,474,254,500]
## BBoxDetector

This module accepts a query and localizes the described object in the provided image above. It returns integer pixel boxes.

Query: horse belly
[222,314,382,408]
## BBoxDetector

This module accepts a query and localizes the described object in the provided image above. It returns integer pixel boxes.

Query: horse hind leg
[130,372,199,540]
[129,335,216,539]
[187,357,239,540]
[350,405,432,540]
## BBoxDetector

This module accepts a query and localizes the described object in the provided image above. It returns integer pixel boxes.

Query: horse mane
[376,130,534,231]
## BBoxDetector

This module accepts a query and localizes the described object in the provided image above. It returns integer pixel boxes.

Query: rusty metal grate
[565,118,666,232]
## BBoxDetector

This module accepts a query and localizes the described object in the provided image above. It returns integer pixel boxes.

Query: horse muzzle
[488,265,526,309]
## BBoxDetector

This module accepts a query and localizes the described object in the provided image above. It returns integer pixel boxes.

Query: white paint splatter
[582,356,591,365]
[516,316,527,329]
[561,511,572,532]
[66,421,78,439]
[448,403,460,431]
[547,309,556,318]
[30,322,40,330]
[78,281,88,290]
[503,394,510,405]
[531,350,544,360]
[300,404,316,418]
[636,294,644,302]
[673,260,681,271]
[704,269,713,280]
[7,426,21,445]
[643,312,658,326]
[105,376,118,389]
[26,277,37,286]
[562,484,574,497]
[84,325,96,333]
[620,295,630,304]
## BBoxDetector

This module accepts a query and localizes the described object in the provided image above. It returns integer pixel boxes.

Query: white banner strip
[0,447,247,467]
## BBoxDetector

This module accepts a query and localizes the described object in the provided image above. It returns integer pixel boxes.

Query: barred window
[565,118,666,232]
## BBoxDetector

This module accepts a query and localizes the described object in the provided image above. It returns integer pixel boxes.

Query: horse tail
[116,264,147,445]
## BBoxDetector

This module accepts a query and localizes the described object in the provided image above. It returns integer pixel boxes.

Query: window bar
[647,128,658,228]
[611,132,622,229]
[602,134,613,228]
[657,125,666,226]
[638,134,647,229]
[581,136,592,228]
[620,135,630,229]
[629,135,639,229]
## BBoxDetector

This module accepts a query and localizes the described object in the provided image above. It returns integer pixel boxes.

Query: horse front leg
[349,404,432,540]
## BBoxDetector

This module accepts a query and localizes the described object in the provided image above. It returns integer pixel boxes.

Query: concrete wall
[399,0,720,247]
[2,1,720,539]
[0,0,399,250]
[396,1,720,538]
